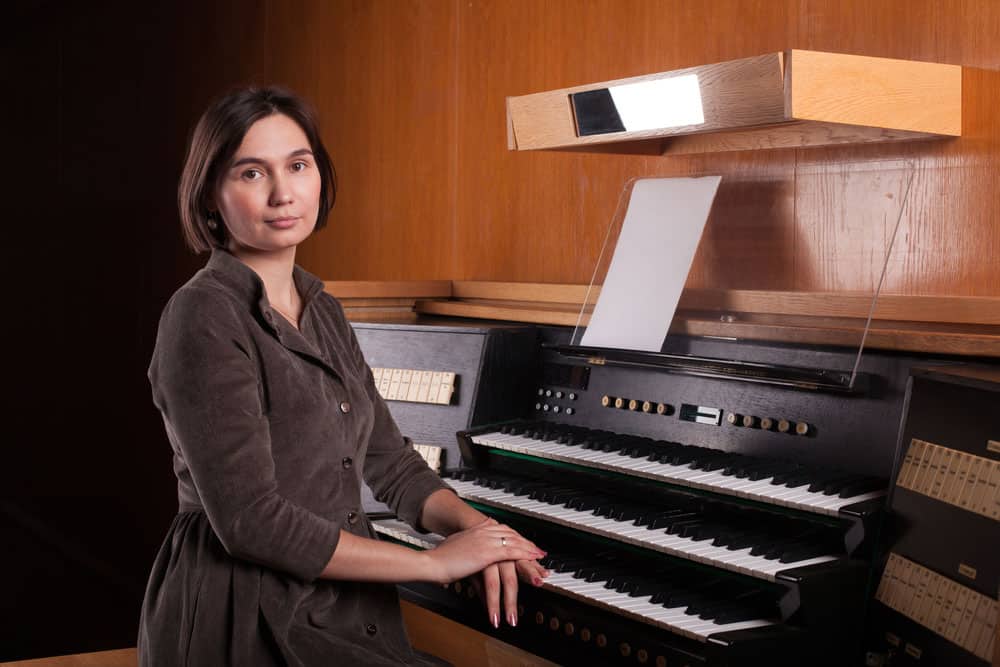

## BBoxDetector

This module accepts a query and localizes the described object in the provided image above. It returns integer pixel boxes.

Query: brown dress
[139,248,451,666]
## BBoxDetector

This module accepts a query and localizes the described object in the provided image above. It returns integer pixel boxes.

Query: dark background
[3,2,255,659]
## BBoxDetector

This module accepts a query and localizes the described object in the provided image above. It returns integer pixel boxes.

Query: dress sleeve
[149,286,341,581]
[332,300,452,530]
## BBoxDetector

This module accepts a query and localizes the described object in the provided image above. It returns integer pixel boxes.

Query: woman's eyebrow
[229,148,314,169]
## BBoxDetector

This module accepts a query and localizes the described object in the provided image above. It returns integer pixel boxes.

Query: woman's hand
[475,558,550,628]
[425,518,545,586]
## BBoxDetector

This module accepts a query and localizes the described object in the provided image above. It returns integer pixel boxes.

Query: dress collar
[205,247,326,316]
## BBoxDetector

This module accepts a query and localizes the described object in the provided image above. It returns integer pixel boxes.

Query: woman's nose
[270,177,293,206]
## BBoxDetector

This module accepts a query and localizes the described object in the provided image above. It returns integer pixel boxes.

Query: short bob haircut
[178,86,337,253]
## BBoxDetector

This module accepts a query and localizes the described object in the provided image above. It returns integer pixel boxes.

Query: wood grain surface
[254,0,999,307]
[0,649,136,667]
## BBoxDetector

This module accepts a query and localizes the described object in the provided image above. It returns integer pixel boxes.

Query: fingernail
[532,577,541,586]
[507,612,517,627]
[491,612,499,629]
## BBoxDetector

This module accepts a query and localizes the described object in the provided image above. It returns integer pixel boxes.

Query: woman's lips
[265,216,299,229]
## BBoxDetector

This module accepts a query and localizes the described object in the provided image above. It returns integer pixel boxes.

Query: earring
[206,215,218,230]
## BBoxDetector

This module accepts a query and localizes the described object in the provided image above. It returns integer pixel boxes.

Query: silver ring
[500,536,507,547]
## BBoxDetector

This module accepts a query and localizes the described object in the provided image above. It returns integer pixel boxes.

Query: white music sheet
[581,176,721,352]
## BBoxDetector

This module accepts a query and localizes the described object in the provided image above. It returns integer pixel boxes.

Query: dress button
[342,457,353,470]
[347,511,358,525]
[365,623,377,636]
[340,401,351,414]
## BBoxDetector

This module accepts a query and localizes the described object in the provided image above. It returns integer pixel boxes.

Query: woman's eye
[243,168,262,180]
[291,161,308,172]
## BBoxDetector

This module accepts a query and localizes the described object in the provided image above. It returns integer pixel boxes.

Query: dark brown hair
[177,85,337,253]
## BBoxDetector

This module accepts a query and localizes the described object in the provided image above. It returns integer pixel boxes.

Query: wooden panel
[414,299,1000,356]
[271,0,459,281]
[0,649,136,667]
[794,0,1000,298]
[789,50,961,135]
[262,0,998,300]
[449,283,1000,325]
[659,121,943,155]
[400,600,559,667]
[324,280,452,299]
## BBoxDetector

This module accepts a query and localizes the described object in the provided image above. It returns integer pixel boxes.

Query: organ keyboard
[467,423,887,517]
[367,326,966,666]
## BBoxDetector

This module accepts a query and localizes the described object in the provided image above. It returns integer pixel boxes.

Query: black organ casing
[351,320,536,512]
[363,321,991,666]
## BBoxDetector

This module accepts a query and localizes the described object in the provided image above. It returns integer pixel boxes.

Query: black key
[711,597,774,624]
[711,527,749,548]
[547,556,590,573]
[838,477,887,498]
[781,473,813,489]
[633,507,690,527]
[715,530,759,551]
[734,461,787,480]
[566,495,607,512]
[779,543,834,564]
[620,577,660,597]
[769,466,808,485]
[720,456,754,477]
[806,472,855,493]
[747,462,797,481]
[655,580,731,608]
[715,605,773,624]
[662,447,700,465]
[668,519,704,536]
[648,512,700,530]
[576,566,608,583]
[688,453,730,471]
[607,504,645,522]
[548,489,588,505]
[686,588,757,617]
[817,475,867,496]
[750,529,817,557]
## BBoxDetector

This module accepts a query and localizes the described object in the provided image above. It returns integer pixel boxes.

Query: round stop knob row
[602,395,673,415]
[726,412,810,435]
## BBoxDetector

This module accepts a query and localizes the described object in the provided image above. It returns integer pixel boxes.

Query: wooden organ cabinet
[333,49,997,667]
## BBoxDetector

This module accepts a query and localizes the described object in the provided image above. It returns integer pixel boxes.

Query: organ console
[358,319,1000,666]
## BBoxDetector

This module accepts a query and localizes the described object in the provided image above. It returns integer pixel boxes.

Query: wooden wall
[263,0,1000,297]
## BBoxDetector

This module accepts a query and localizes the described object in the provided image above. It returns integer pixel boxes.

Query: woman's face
[213,113,322,253]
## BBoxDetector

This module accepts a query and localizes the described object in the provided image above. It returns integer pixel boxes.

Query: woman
[139,86,548,666]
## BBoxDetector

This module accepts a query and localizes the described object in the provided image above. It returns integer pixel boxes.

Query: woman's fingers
[499,561,519,626]
[427,519,547,584]
[516,558,551,587]
[482,564,501,628]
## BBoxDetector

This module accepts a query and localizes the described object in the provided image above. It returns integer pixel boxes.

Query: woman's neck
[227,244,300,317]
